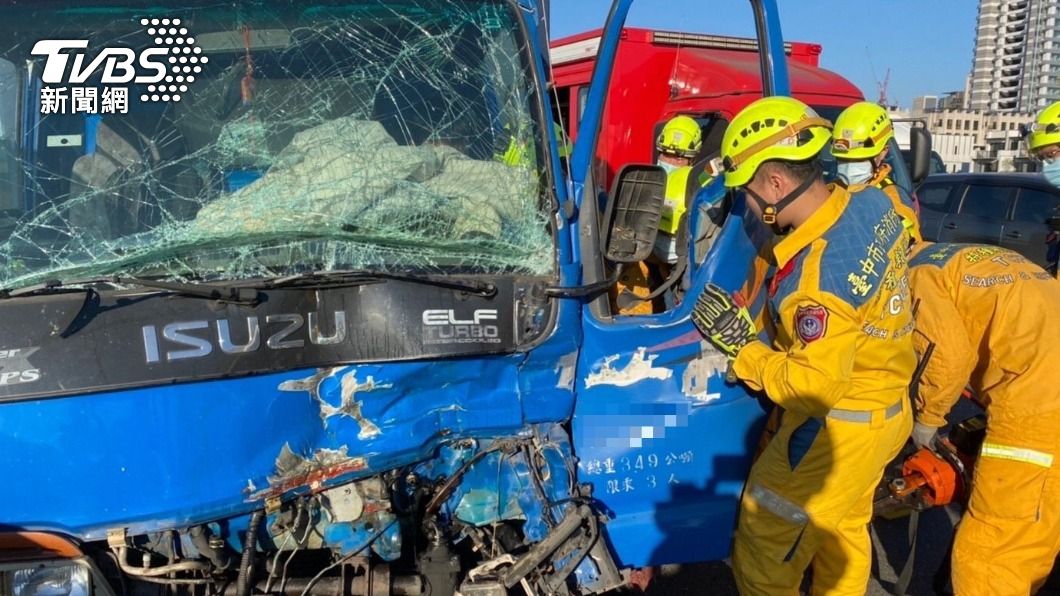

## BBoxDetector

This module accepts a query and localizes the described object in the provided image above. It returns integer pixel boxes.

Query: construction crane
[877,68,891,106]
[866,47,892,107]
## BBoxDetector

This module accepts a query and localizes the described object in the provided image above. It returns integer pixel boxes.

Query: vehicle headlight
[4,560,91,596]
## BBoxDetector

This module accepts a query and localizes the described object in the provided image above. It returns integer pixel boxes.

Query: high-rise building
[912,95,939,113]
[968,0,1060,113]
[941,90,967,110]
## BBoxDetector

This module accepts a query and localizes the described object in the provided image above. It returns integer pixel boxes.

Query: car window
[918,183,957,213]
[1012,187,1060,224]
[959,184,1013,220]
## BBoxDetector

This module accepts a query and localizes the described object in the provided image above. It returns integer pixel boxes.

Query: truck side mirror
[602,164,666,263]
[910,127,933,185]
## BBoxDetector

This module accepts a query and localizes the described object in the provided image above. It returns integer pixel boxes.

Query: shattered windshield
[0,0,553,288]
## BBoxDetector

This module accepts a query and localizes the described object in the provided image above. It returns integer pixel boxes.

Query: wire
[262,530,294,593]
[278,503,316,594]
[298,519,399,596]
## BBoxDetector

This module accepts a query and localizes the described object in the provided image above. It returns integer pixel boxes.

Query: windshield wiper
[0,276,259,303]
[1,270,497,302]
[256,270,498,297]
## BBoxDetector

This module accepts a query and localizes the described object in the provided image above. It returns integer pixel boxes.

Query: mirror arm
[542,267,623,298]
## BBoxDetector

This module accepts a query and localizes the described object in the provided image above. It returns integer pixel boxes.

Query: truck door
[1001,184,1060,267]
[572,194,769,567]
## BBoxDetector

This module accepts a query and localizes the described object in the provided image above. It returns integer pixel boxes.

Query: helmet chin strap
[745,162,821,235]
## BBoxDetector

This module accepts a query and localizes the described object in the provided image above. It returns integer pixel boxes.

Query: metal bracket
[105,528,128,549]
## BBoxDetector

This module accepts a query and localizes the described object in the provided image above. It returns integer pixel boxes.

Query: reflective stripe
[658,167,692,234]
[827,399,903,423]
[748,484,809,524]
[981,443,1055,468]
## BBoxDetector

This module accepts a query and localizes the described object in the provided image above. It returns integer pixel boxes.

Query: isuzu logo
[421,309,500,345]
[142,312,347,363]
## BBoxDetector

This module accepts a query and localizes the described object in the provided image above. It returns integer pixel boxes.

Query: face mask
[1044,160,1060,188]
[657,160,679,175]
[837,161,874,185]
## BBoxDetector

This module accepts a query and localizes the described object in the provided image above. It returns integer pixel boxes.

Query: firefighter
[906,242,1060,595]
[830,101,922,242]
[555,121,572,164]
[651,115,702,266]
[691,96,915,595]
[1028,101,1060,276]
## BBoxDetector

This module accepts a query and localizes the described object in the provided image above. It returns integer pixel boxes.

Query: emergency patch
[794,305,828,343]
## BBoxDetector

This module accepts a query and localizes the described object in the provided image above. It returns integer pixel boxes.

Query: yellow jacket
[658,166,692,234]
[908,242,1060,427]
[733,185,917,416]
[848,164,922,242]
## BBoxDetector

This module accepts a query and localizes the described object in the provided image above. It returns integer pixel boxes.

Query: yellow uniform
[730,185,916,595]
[908,242,1060,595]
[847,163,922,242]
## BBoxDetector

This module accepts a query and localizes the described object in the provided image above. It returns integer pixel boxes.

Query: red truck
[549,27,917,194]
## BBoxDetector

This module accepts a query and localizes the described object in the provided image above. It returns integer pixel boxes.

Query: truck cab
[0,1,900,594]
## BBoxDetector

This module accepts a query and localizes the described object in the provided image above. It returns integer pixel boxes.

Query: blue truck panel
[0,1,798,593]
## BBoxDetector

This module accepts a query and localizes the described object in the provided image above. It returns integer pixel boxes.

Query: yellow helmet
[656,115,702,159]
[1028,101,1060,152]
[830,101,893,160]
[721,96,832,187]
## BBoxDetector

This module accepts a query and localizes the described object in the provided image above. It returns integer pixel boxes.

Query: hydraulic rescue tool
[873,414,986,517]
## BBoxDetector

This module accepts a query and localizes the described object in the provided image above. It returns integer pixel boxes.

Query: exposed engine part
[91,432,619,596]
[189,524,233,571]
[504,505,593,590]
[217,559,423,595]
[580,532,624,594]
[457,505,605,595]
[455,580,506,596]
[107,528,212,582]
[467,554,516,582]
[416,536,461,596]
[424,442,512,517]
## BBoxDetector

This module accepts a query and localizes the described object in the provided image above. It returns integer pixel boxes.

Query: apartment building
[968,0,1060,113]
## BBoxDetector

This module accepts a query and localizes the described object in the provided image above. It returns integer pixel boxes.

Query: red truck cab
[549,28,866,189]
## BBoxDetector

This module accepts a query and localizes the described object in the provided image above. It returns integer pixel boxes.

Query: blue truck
[0,1,926,594]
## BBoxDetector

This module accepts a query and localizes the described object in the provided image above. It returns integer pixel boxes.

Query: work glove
[911,421,939,450]
[691,283,758,359]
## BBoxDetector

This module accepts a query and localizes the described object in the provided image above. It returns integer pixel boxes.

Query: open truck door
[566,0,789,567]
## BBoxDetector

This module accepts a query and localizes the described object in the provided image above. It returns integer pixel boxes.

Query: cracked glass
[0,0,553,289]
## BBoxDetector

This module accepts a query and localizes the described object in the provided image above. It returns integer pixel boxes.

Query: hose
[235,509,265,596]
[113,546,211,577]
[189,524,232,571]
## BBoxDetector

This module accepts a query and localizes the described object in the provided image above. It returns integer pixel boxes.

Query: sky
[550,0,978,109]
